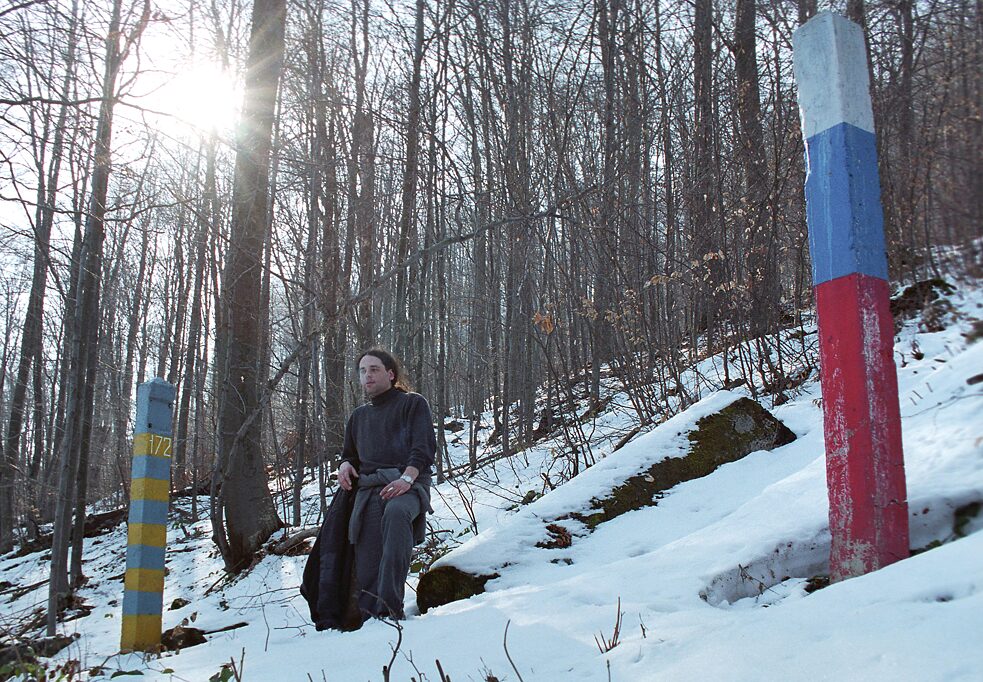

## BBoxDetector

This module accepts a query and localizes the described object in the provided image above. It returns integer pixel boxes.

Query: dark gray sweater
[341,388,436,481]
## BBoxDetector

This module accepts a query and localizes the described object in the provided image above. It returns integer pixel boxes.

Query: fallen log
[270,527,319,555]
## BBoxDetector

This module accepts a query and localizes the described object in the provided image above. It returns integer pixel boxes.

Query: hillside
[2,276,982,681]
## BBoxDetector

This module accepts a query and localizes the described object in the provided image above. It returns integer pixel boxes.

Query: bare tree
[393,0,427,354]
[734,0,777,337]
[0,0,81,553]
[48,0,150,636]
[211,0,286,572]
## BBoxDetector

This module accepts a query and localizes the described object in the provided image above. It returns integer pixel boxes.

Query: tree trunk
[346,0,375,351]
[319,107,346,484]
[294,105,320,526]
[734,0,776,336]
[593,0,621,406]
[897,0,915,280]
[47,0,135,635]
[175,138,214,488]
[846,0,866,25]
[798,0,817,25]
[393,0,426,354]
[212,0,286,573]
[690,0,719,348]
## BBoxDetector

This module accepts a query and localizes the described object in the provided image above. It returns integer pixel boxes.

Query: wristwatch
[400,474,413,484]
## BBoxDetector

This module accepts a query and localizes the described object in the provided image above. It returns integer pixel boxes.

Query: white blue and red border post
[793,12,909,581]
[121,378,175,650]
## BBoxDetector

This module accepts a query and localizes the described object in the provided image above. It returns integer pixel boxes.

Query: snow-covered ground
[2,277,981,681]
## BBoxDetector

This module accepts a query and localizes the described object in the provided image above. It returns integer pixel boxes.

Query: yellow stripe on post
[127,523,167,548]
[130,477,170,502]
[133,432,173,458]
[121,614,163,652]
[124,568,165,593]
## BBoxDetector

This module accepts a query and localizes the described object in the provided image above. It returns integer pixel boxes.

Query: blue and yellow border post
[121,378,175,651]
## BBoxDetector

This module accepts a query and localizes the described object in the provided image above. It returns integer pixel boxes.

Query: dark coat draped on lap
[300,488,363,631]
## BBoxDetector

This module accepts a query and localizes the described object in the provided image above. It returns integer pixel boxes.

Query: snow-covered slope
[2,279,981,681]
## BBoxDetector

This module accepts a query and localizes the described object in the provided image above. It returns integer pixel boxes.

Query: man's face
[359,355,394,397]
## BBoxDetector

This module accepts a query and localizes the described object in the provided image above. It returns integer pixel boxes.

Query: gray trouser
[353,491,421,619]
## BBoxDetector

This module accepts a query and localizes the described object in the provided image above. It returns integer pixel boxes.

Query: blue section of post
[125,543,167,571]
[135,377,176,437]
[131,455,172,481]
[805,122,890,286]
[127,499,169,526]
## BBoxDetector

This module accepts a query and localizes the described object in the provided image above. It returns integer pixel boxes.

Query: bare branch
[0,0,50,21]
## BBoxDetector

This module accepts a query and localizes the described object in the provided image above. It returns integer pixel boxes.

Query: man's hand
[338,461,359,491]
[381,467,418,500]
[381,478,411,500]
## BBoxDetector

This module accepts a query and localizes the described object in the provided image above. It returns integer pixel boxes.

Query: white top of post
[792,11,875,139]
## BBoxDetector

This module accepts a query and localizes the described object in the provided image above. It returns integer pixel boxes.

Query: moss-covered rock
[416,397,795,613]
[575,397,796,528]
[416,565,498,614]
[953,501,981,538]
[890,278,956,332]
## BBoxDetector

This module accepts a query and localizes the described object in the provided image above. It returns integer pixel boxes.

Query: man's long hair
[356,348,413,392]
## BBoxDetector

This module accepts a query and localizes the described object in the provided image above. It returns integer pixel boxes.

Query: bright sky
[140,59,241,137]
[124,10,243,141]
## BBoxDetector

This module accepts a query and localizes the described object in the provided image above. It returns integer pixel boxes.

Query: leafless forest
[0,0,979,626]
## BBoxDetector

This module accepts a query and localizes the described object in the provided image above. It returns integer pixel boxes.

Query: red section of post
[816,273,909,580]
